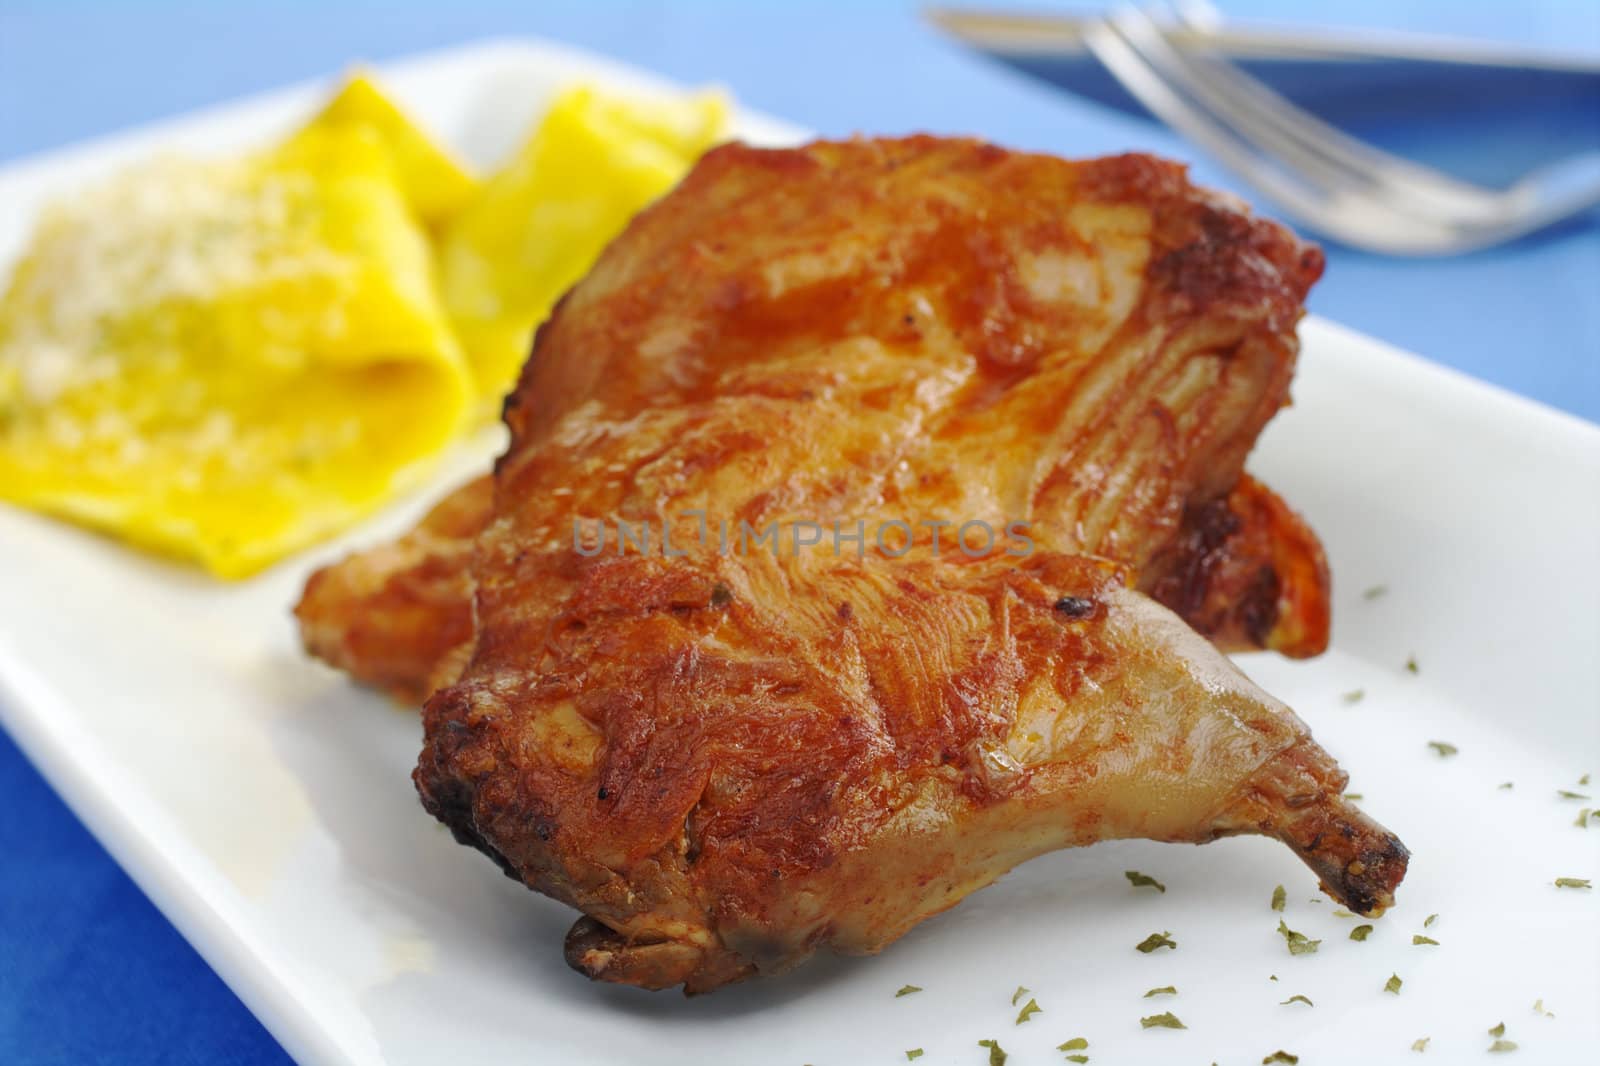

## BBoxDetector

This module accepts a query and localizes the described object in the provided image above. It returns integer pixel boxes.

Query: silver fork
[1081,2,1600,255]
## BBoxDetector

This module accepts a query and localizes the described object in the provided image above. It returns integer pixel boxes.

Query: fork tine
[1143,3,1507,221]
[1109,6,1495,223]
[1088,3,1597,253]
[1081,12,1453,252]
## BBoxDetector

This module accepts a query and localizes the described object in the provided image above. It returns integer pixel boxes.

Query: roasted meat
[297,474,488,704]
[299,137,1403,992]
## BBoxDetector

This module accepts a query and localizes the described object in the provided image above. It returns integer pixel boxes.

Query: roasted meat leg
[304,137,1405,992]
[422,547,1402,993]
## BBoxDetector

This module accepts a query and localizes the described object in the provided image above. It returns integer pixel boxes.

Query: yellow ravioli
[292,71,479,227]
[0,127,471,577]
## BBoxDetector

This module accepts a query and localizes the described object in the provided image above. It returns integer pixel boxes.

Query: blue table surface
[1,2,1596,1062]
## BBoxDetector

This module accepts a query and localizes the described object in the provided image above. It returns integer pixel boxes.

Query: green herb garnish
[1489,1023,1505,1037]
[1140,1012,1185,1030]
[1344,793,1364,801]
[1412,1037,1430,1052]
[1582,773,1592,786]
[1405,655,1419,674]
[1343,689,1366,704]
[896,984,923,997]
[1333,908,1356,918]
[1143,986,1177,998]
[1363,584,1388,600]
[1554,877,1591,889]
[1557,790,1590,800]
[1427,741,1457,757]
[1489,1040,1518,1053]
[1276,919,1320,955]
[1423,913,1438,927]
[1413,935,1439,946]
[1533,998,1553,1017]
[978,1038,1008,1066]
[1279,994,1313,1006]
[1270,884,1286,911]
[1498,782,1514,790]
[1057,1038,1089,1051]
[1350,924,1373,941]
[1577,808,1592,828]
[906,1051,924,1061]
[1011,985,1029,1006]
[1016,998,1042,1025]
[1125,870,1166,893]
[1262,1053,1299,1065]
[1064,1058,1088,1065]
[1385,973,1403,994]
[1135,931,1176,953]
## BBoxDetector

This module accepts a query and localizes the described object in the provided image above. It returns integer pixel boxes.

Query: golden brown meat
[297,467,1328,703]
[1147,473,1331,657]
[295,475,488,704]
[313,137,1406,993]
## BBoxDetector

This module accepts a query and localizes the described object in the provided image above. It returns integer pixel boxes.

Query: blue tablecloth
[1,2,1595,1062]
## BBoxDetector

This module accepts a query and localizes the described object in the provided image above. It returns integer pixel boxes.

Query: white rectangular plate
[1,39,1597,1066]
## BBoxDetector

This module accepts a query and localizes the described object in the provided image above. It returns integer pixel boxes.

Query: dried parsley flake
[1489,1040,1518,1053]
[1143,986,1177,998]
[1011,986,1030,1006]
[1413,935,1439,946]
[1554,877,1591,889]
[1262,1053,1299,1065]
[1411,1037,1430,1052]
[906,1051,923,1061]
[1125,870,1166,893]
[1140,1012,1185,1030]
[896,984,923,997]
[1276,919,1321,955]
[1350,924,1374,941]
[1057,1038,1089,1051]
[1271,884,1286,911]
[1135,931,1176,953]
[1385,973,1403,994]
[1343,689,1366,704]
[1279,994,1313,1007]
[978,1038,1008,1066]
[1016,998,1042,1025]
[1427,741,1458,757]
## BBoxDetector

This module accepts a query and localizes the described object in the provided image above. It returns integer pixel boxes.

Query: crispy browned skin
[1147,473,1331,657]
[315,138,1405,992]
[295,476,488,704]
